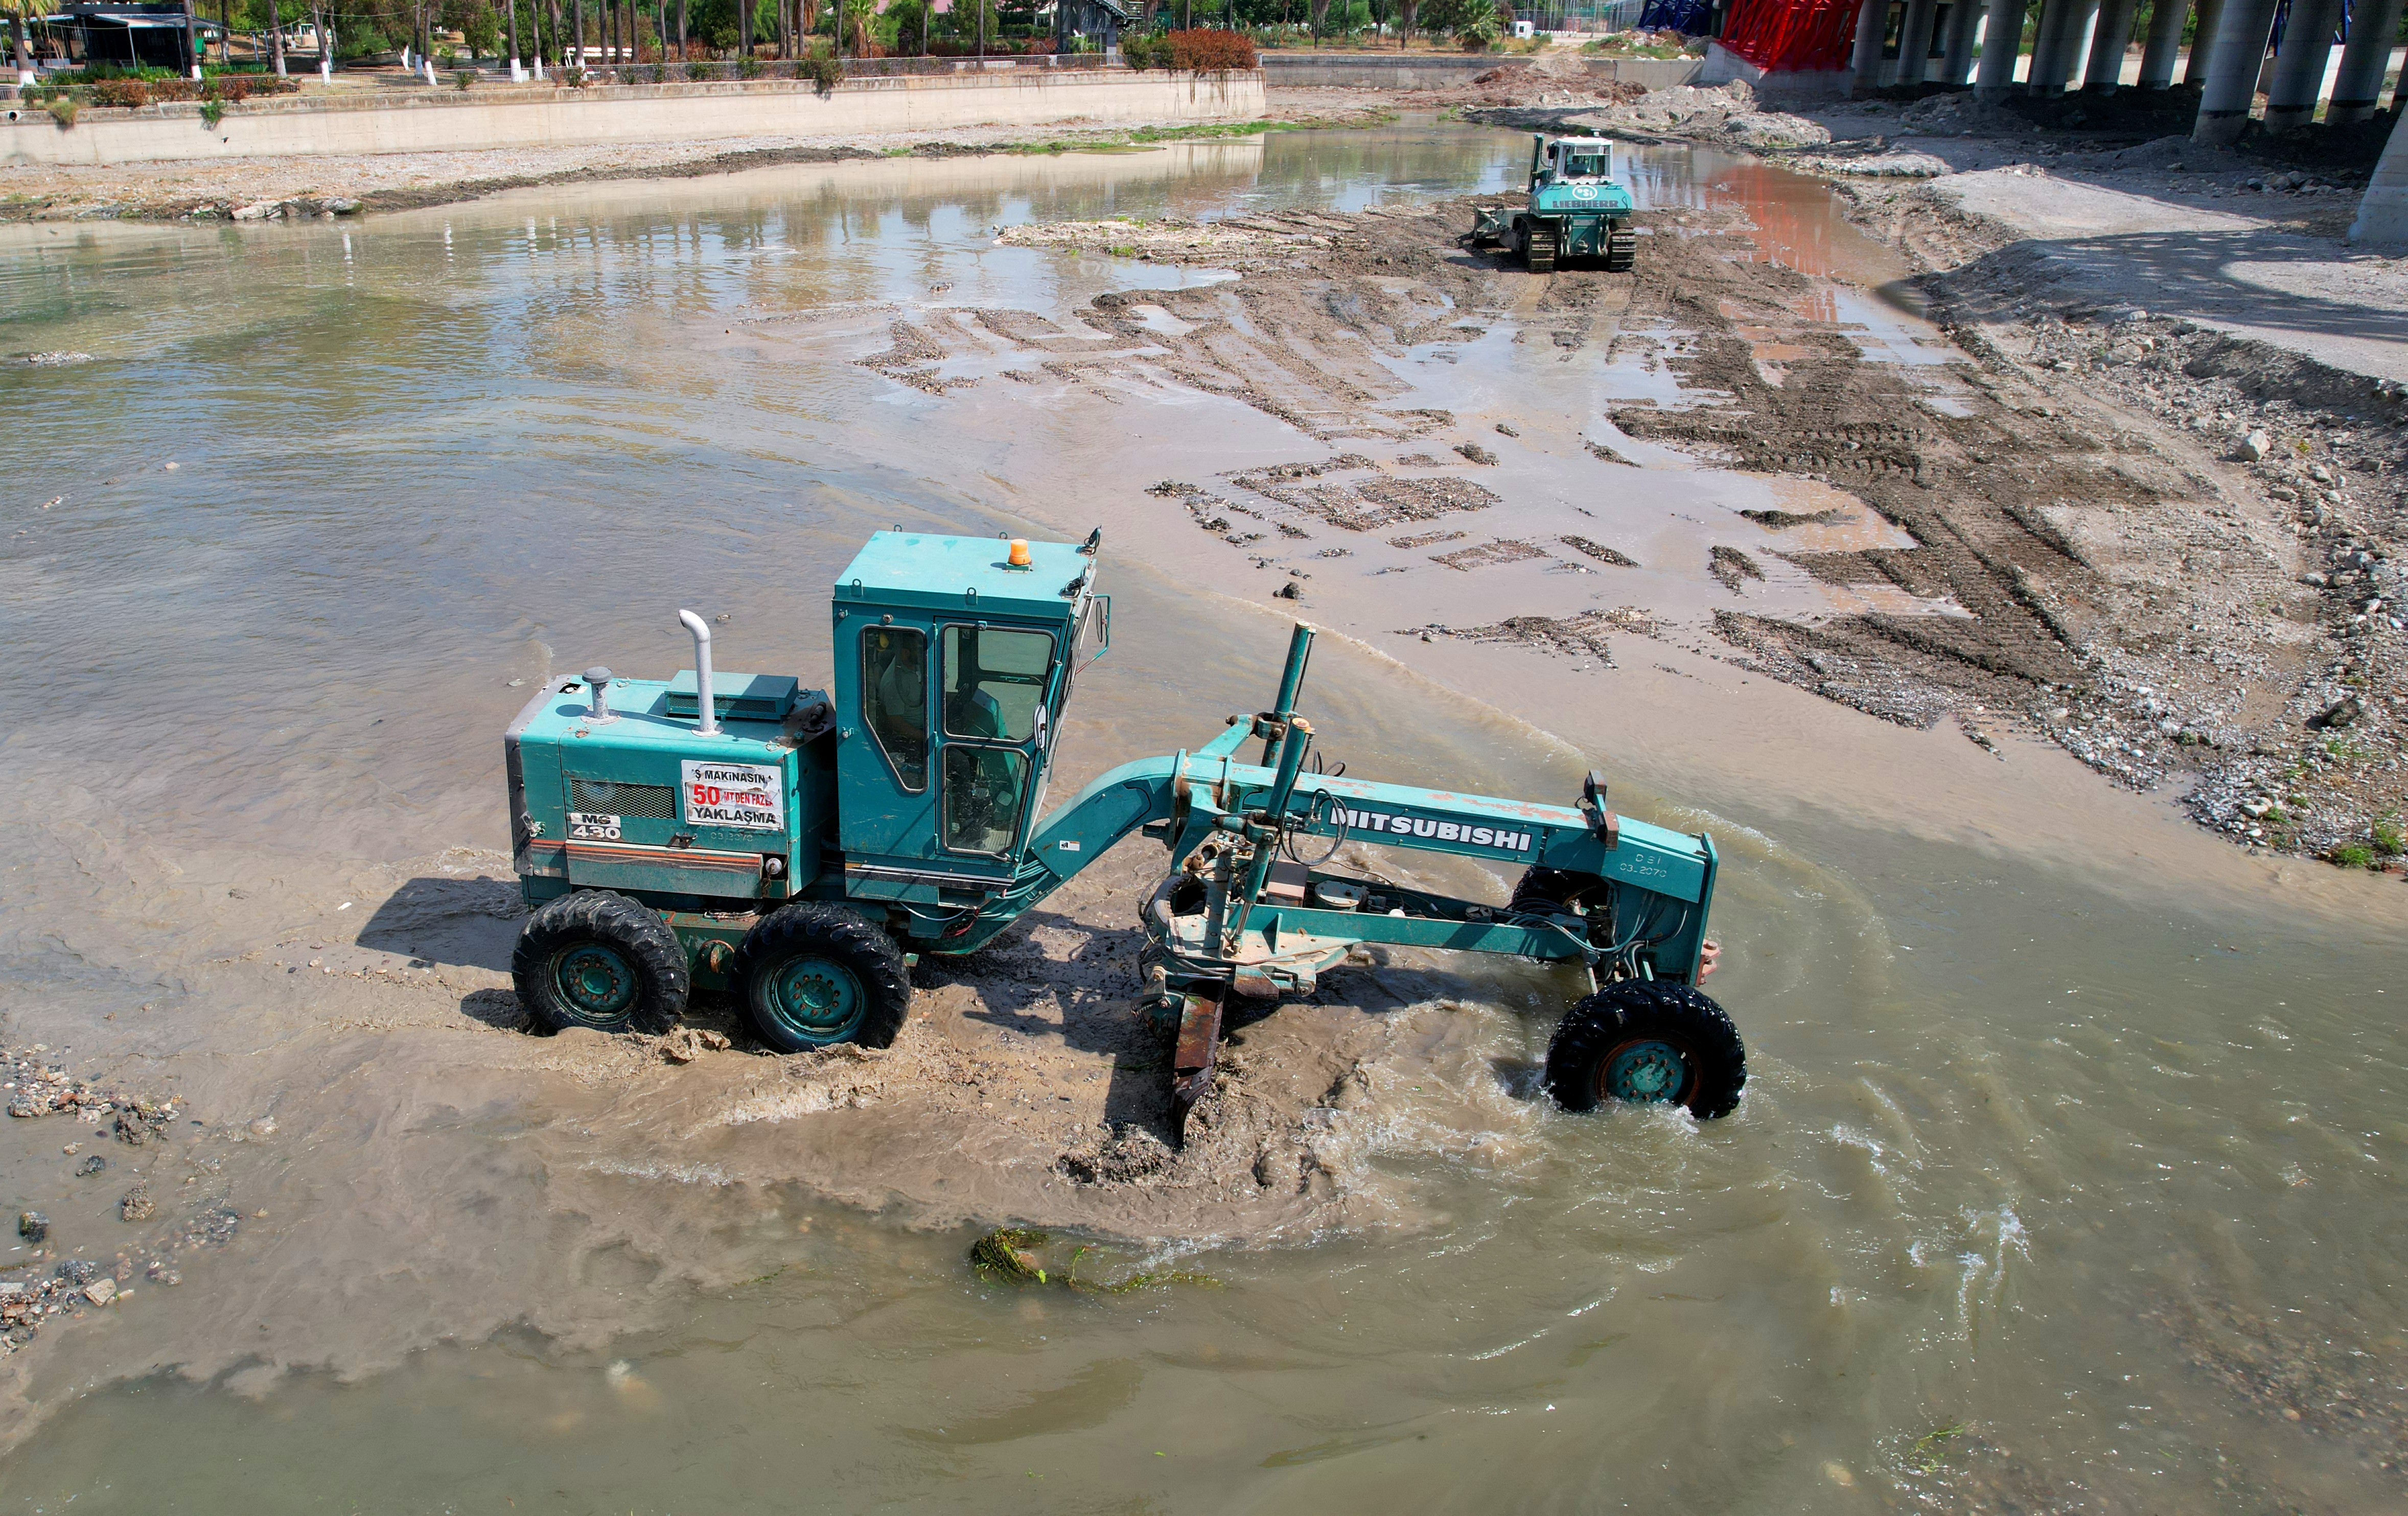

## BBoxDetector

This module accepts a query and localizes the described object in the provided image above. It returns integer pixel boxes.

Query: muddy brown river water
[0,122,2402,1513]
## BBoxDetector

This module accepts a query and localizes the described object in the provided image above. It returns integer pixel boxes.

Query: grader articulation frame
[504,530,1744,1135]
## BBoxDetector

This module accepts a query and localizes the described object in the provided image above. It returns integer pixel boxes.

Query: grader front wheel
[1545,980,1745,1119]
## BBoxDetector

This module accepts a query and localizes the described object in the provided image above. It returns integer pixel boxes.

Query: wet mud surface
[975,180,2405,870]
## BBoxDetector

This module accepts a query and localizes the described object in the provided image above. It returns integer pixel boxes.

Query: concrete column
[2081,0,2140,89]
[1850,0,1891,91]
[1975,0,2033,94]
[1941,0,1986,82]
[1896,0,1942,82]
[2032,0,2101,91]
[2351,111,2408,242]
[2182,0,2225,83]
[2025,0,2067,86]
[2137,0,2189,87]
[2326,0,2406,123]
[2191,0,2281,141]
[2261,0,2343,129]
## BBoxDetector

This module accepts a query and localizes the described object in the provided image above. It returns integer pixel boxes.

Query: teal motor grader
[1473,133,1637,274]
[503,529,1743,1130]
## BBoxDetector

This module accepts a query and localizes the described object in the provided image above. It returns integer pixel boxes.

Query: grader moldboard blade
[500,531,1745,1149]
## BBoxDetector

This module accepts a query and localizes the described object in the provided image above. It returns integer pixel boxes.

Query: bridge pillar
[2030,0,2102,94]
[2181,0,2226,83]
[1974,0,2032,96]
[1895,0,1941,83]
[1939,0,1986,83]
[2261,0,2344,130]
[2325,0,2404,124]
[2080,0,2140,91]
[1849,0,1891,92]
[2351,112,2408,243]
[2190,0,2280,142]
[2136,0,2189,87]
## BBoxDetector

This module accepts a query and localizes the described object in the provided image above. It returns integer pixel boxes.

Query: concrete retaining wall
[1257,52,1698,90]
[0,67,1266,167]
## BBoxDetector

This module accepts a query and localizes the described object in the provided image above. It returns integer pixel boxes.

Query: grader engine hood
[505,666,835,906]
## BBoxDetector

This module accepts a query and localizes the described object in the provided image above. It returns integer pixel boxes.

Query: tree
[887,0,925,53]
[842,0,869,53]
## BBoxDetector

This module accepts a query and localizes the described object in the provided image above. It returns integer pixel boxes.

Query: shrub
[456,68,476,89]
[1121,32,1168,68]
[2374,816,2405,856]
[739,51,765,78]
[2329,842,2376,870]
[45,96,76,127]
[562,65,588,86]
[199,96,224,127]
[803,42,843,92]
[1166,28,1255,71]
[90,78,149,107]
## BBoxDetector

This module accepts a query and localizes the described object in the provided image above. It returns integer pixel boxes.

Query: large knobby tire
[732,902,911,1053]
[514,890,689,1035]
[1545,979,1745,1119]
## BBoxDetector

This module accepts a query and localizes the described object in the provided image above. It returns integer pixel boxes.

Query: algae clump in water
[969,1227,1051,1284]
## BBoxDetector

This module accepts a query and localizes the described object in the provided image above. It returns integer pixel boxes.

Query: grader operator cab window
[941,624,1051,741]
[861,624,929,792]
[938,623,1055,855]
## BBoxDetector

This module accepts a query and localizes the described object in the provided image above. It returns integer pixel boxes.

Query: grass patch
[2329,842,2377,869]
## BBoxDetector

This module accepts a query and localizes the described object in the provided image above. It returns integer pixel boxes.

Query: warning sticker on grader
[681,761,784,832]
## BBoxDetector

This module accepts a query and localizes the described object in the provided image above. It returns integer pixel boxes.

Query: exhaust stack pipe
[678,609,721,737]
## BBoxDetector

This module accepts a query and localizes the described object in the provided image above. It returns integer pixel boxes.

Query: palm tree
[843,0,870,55]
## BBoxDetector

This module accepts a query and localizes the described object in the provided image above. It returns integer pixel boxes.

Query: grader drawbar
[504,530,1745,1137]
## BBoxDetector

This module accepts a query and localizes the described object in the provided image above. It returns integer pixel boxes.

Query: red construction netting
[1719,0,1863,73]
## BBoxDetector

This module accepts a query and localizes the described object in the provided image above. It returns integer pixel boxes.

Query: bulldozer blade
[1169,981,1228,1146]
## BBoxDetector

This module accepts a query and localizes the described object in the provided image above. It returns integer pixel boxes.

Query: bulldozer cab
[1541,137,1613,185]
[831,530,1106,889]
